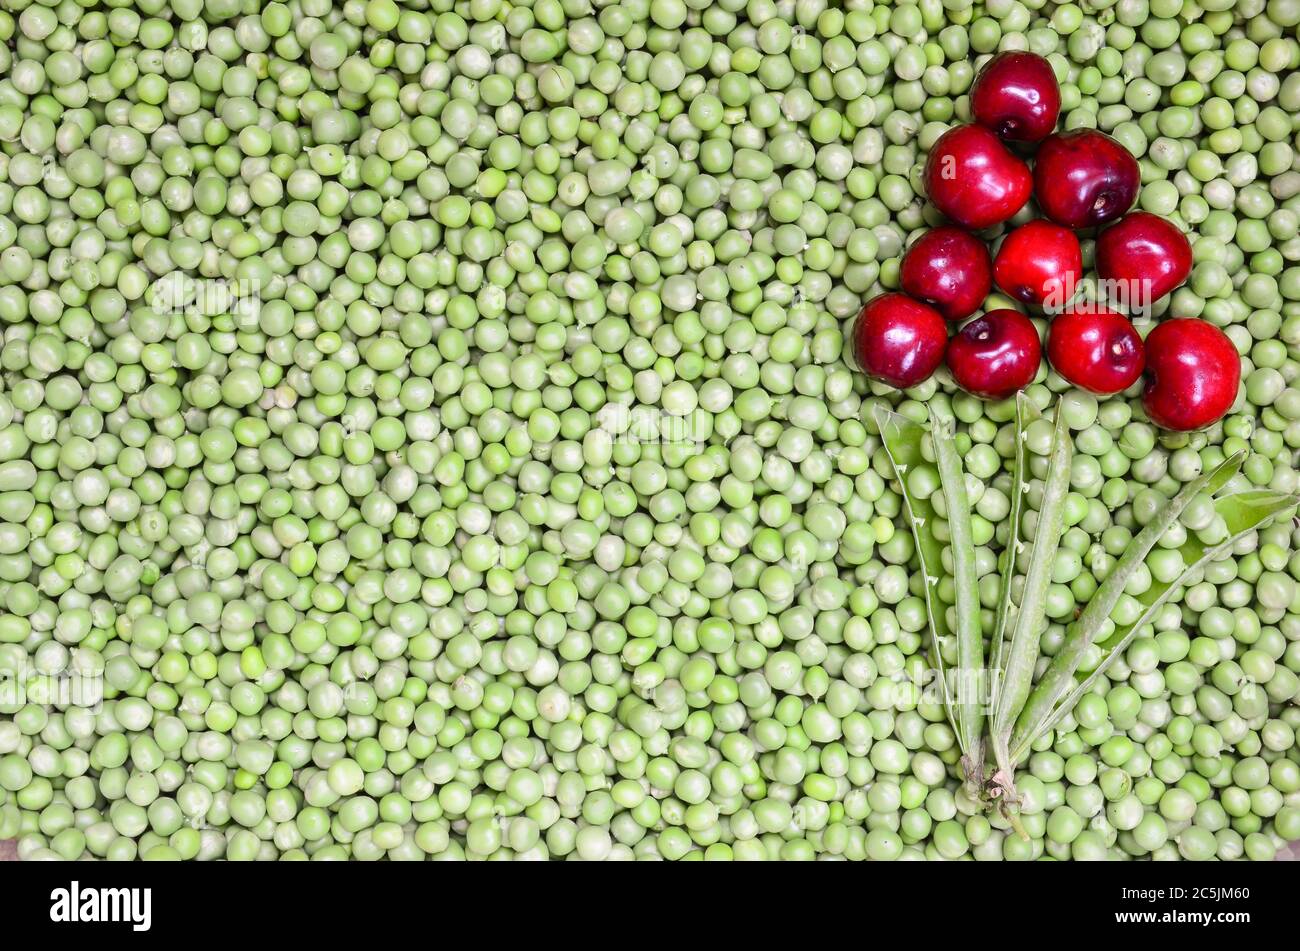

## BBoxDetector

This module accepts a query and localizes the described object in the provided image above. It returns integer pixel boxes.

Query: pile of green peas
[0,0,1299,861]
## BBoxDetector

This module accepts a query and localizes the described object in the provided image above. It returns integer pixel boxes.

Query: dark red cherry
[993,220,1083,309]
[1033,130,1140,229]
[945,309,1041,400]
[1095,212,1193,312]
[923,124,1033,231]
[1046,305,1145,396]
[1142,318,1241,431]
[971,51,1062,143]
[852,293,948,390]
[899,227,993,322]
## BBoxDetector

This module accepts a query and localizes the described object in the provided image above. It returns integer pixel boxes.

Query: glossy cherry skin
[971,51,1061,143]
[1095,212,1193,311]
[946,309,1041,400]
[993,220,1082,309]
[899,227,993,322]
[1033,130,1140,229]
[1142,318,1241,431]
[923,124,1033,230]
[1046,305,1145,395]
[853,293,948,390]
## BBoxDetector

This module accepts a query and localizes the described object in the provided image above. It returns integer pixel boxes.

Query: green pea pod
[876,405,985,788]
[1009,449,1248,762]
[875,406,955,721]
[1017,488,1300,756]
[990,402,1071,784]
[989,393,1037,688]
[930,407,987,786]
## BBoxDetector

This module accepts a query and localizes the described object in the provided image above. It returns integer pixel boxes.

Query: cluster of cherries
[852,52,1242,432]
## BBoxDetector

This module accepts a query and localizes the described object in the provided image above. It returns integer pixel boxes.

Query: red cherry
[945,309,1041,400]
[1142,318,1241,432]
[1033,130,1140,229]
[1095,212,1193,312]
[899,227,993,322]
[993,220,1082,309]
[971,51,1061,143]
[853,293,948,390]
[1046,305,1145,395]
[923,124,1033,230]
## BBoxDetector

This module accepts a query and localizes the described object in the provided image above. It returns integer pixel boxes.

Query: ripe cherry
[899,227,993,322]
[852,293,948,390]
[993,220,1082,309]
[1046,305,1145,396]
[971,51,1061,143]
[1034,130,1140,229]
[1095,212,1194,312]
[945,309,1041,400]
[923,124,1033,231]
[1142,318,1241,432]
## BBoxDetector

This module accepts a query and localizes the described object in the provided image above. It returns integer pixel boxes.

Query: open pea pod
[990,402,1071,783]
[875,404,985,786]
[1020,487,1300,751]
[1008,449,1250,763]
